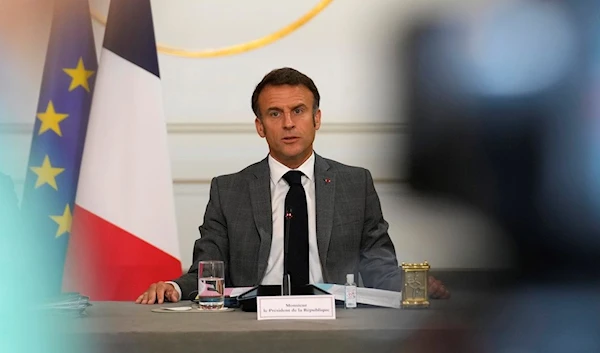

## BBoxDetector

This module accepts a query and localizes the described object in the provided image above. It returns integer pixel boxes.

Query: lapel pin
[324,178,331,184]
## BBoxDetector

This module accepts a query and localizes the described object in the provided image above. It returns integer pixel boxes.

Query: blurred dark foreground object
[402,0,600,282]
[397,0,600,352]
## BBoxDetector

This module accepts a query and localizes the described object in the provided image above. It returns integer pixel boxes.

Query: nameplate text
[256,295,336,320]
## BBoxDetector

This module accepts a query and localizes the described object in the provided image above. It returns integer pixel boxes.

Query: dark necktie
[282,170,309,287]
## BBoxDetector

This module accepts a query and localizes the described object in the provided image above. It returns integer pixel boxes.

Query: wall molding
[0,122,408,135]
[172,177,405,185]
[10,177,405,186]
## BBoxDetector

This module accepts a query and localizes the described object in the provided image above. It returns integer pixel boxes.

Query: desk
[59,296,479,353]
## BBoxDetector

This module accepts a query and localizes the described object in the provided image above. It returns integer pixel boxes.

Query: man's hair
[251,67,320,118]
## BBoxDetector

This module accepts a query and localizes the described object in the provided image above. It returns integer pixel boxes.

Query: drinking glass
[198,260,225,310]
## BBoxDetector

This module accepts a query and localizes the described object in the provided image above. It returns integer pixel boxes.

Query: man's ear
[255,117,266,138]
[314,109,322,130]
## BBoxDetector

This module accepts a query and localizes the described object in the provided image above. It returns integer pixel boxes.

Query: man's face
[255,84,321,168]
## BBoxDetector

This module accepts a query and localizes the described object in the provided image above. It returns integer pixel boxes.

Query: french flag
[63,0,182,300]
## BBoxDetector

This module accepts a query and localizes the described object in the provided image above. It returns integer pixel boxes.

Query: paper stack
[39,292,92,317]
[314,283,402,308]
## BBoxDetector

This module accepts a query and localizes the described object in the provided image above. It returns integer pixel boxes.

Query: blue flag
[20,0,97,295]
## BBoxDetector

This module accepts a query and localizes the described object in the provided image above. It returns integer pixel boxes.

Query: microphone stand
[282,208,292,296]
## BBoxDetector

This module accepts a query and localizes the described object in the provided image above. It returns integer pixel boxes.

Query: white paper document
[314,283,402,309]
[227,287,254,298]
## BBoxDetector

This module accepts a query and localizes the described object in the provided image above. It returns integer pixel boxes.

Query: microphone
[282,208,293,296]
[236,206,331,310]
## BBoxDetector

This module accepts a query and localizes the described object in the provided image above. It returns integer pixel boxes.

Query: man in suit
[137,67,450,304]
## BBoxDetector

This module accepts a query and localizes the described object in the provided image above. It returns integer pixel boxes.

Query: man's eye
[270,111,280,117]
[294,108,303,114]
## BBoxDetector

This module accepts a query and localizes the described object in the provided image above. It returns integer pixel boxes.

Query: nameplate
[256,295,336,320]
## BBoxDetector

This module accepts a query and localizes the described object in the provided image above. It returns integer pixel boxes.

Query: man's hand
[428,276,450,299]
[135,281,180,304]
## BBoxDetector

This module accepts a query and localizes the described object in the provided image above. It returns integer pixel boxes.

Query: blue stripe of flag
[103,0,160,78]
[21,0,97,296]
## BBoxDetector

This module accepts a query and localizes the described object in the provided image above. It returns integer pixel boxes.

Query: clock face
[405,271,427,299]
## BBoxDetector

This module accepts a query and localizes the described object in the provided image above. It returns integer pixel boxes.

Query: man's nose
[283,113,294,128]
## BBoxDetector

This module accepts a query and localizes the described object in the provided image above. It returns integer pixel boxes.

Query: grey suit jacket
[174,153,403,299]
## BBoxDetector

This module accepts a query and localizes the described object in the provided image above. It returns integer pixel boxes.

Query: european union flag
[21,0,97,296]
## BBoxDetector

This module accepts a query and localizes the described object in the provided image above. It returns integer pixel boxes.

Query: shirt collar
[268,152,315,184]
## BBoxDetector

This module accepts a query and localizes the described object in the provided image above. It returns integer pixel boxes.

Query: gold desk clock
[401,261,430,308]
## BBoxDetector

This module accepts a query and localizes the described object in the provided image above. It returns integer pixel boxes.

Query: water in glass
[198,260,225,310]
[198,277,225,309]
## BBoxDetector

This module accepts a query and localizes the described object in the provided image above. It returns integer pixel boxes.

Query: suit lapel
[314,154,335,281]
[249,157,272,282]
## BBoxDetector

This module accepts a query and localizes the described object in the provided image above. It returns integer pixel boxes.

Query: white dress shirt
[260,152,324,285]
[168,152,323,300]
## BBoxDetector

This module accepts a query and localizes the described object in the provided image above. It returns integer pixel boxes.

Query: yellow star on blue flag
[20,0,97,296]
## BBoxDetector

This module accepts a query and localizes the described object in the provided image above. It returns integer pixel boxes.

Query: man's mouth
[282,136,299,142]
